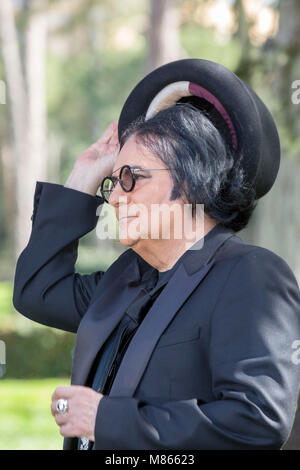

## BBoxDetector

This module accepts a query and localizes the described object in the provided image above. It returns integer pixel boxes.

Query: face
[108,135,187,249]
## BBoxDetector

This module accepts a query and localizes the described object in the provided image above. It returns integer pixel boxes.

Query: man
[13,60,300,450]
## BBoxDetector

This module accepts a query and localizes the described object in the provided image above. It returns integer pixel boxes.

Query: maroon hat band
[189,82,238,152]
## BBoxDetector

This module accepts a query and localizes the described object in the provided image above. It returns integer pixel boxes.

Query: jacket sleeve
[93,249,300,450]
[13,181,105,333]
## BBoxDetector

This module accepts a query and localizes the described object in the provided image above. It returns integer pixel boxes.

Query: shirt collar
[182,223,236,274]
[130,223,236,285]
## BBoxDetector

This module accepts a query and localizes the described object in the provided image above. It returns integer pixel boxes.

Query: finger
[95,125,114,146]
[102,130,119,149]
[110,129,120,145]
[51,385,77,401]
[54,412,69,426]
[107,130,120,149]
[59,424,78,438]
[51,398,66,416]
[99,121,118,144]
[52,386,70,401]
[53,385,95,401]
[51,398,70,416]
[51,400,56,416]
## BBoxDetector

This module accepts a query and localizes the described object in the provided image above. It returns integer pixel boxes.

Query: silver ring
[56,398,69,414]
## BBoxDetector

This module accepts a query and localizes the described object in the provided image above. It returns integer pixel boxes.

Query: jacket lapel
[71,257,144,386]
[108,259,215,397]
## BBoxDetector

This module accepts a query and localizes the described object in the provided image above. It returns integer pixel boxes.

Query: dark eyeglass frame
[100,164,170,203]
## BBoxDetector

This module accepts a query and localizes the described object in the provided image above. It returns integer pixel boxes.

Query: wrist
[64,168,99,196]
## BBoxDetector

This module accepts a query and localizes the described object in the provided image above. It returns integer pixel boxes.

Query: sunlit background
[0,0,299,450]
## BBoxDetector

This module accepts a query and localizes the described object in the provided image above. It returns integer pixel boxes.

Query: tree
[146,0,184,73]
[0,0,47,264]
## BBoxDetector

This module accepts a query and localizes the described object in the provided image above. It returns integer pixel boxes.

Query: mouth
[118,216,137,223]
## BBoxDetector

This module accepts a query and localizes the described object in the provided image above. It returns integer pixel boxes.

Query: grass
[0,378,70,450]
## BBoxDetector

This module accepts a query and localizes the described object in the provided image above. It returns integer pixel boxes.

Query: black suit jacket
[13,181,300,450]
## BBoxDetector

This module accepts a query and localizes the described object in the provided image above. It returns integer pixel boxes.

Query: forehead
[112,135,160,173]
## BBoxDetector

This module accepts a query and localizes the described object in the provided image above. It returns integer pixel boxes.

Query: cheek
[148,178,173,203]
[130,179,175,226]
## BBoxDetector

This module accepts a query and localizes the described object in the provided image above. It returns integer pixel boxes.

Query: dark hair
[120,102,257,232]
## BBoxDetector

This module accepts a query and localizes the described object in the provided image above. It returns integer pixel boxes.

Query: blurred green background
[0,0,299,450]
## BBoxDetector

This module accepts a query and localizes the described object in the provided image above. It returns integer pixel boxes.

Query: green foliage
[1,327,75,379]
[47,46,146,185]
[0,281,75,379]
[0,378,69,450]
[0,281,14,320]
[181,23,242,71]
[75,243,125,274]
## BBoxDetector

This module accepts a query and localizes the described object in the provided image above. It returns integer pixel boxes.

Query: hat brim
[118,58,280,199]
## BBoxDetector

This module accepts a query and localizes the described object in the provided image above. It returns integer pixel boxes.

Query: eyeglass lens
[120,166,134,191]
[101,166,134,201]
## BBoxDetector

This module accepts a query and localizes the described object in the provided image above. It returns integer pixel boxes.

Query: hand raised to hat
[51,385,104,441]
[64,121,120,197]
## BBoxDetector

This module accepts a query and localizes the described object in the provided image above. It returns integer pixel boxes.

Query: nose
[109,179,129,209]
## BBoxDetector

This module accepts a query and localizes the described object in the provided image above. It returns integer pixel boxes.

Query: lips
[118,216,137,222]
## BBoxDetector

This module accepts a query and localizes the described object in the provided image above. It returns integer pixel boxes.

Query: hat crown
[119,58,280,199]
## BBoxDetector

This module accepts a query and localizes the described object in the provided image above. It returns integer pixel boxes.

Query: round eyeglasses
[100,164,170,203]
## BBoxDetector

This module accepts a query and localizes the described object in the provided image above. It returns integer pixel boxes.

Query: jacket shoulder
[216,234,299,288]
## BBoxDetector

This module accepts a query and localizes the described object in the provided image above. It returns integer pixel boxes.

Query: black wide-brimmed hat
[118,58,280,199]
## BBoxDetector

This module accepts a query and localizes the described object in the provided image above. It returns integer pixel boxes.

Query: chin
[118,236,139,247]
[118,220,148,247]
